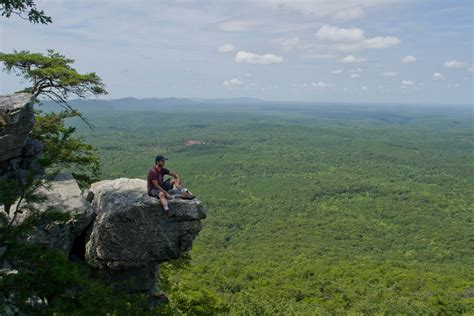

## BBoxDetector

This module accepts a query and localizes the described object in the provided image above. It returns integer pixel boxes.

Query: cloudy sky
[1,0,473,104]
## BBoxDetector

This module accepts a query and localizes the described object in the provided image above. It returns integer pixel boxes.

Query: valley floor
[72,100,474,314]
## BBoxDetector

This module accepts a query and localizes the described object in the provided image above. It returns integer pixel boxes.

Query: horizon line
[61,96,474,107]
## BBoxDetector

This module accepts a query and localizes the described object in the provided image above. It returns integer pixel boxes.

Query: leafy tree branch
[0,0,51,24]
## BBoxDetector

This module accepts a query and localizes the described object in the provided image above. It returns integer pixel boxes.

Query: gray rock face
[1,92,207,303]
[0,93,35,161]
[5,173,96,254]
[3,175,206,296]
[84,178,206,293]
[0,93,43,185]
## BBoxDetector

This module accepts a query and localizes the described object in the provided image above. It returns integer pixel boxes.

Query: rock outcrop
[0,93,206,303]
[2,173,96,254]
[3,175,206,297]
[0,93,43,184]
[84,178,206,294]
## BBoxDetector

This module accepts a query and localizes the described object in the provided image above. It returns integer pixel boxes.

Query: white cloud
[235,51,283,64]
[294,81,335,88]
[222,78,243,87]
[332,69,344,74]
[0,0,471,104]
[443,60,468,69]
[340,55,365,63]
[401,80,414,86]
[218,43,234,53]
[252,0,402,20]
[350,68,363,73]
[351,73,361,79]
[364,36,401,49]
[401,56,416,63]
[314,25,400,52]
[382,71,397,77]
[315,25,365,42]
[218,20,256,31]
[361,86,368,90]
[432,72,444,80]
[312,81,335,87]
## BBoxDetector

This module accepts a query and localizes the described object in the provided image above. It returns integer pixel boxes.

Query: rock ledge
[84,178,206,293]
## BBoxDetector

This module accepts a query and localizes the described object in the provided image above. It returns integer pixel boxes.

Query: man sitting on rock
[147,155,195,216]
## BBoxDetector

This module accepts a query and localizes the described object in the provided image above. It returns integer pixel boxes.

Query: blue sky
[1,0,473,104]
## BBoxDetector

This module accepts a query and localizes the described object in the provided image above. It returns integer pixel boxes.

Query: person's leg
[170,178,182,190]
[162,179,173,191]
[158,191,169,211]
[149,188,172,216]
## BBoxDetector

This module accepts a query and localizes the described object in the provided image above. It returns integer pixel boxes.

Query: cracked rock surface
[83,178,206,293]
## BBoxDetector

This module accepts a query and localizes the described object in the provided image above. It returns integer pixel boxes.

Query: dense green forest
[64,99,473,314]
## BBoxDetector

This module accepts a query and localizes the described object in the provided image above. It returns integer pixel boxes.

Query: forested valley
[64,99,474,314]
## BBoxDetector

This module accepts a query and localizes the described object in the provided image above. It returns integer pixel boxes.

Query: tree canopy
[0,50,107,105]
[0,0,51,24]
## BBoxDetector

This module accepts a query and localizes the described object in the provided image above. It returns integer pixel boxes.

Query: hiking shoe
[180,191,196,200]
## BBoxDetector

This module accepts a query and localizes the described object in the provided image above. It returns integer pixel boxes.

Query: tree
[0,0,51,24]
[0,49,107,184]
[0,49,128,313]
[32,109,101,187]
[0,8,141,313]
[0,50,107,108]
[0,50,107,212]
[0,49,107,182]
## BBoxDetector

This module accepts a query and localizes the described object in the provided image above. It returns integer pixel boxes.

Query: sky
[1,0,473,104]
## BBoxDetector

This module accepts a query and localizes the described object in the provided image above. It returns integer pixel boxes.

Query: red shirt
[147,165,170,191]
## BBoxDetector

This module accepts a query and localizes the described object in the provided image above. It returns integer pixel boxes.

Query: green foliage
[0,202,151,314]
[157,255,228,315]
[0,161,45,217]
[0,242,149,314]
[0,0,51,24]
[32,109,100,187]
[0,47,115,312]
[0,49,106,202]
[0,50,107,105]
[0,179,19,214]
[0,180,150,314]
[69,100,474,314]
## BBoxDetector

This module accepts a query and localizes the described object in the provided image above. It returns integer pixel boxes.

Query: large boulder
[3,173,96,254]
[84,178,206,293]
[0,93,35,162]
[0,93,43,185]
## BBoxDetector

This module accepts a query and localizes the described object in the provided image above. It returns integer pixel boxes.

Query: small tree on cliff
[0,49,107,186]
[0,10,149,315]
[0,50,106,109]
[0,0,51,24]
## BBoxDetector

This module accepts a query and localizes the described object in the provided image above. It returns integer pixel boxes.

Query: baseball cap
[155,155,168,162]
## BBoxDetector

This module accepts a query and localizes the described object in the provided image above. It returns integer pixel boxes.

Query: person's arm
[152,180,172,198]
[168,171,180,181]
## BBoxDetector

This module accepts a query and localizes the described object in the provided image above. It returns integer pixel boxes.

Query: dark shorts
[148,179,172,197]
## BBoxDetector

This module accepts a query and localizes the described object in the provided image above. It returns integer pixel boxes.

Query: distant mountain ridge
[38,96,265,111]
[37,96,472,114]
